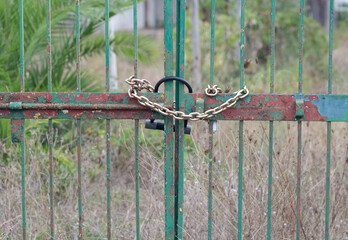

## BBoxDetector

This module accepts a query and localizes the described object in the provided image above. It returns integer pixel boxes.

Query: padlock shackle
[154,76,193,94]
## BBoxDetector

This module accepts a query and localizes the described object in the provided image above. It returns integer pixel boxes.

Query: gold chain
[125,76,249,121]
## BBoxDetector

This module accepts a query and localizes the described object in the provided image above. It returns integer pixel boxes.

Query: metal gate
[0,0,344,239]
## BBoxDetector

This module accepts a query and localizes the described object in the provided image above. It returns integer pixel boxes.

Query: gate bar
[296,0,305,239]
[47,0,54,238]
[238,1,246,239]
[105,0,112,239]
[208,0,216,239]
[75,1,83,239]
[164,0,175,239]
[174,1,186,239]
[325,1,334,239]
[267,0,276,239]
[133,1,141,239]
[19,0,26,239]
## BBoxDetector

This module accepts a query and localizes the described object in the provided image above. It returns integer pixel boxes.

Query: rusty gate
[0,0,344,239]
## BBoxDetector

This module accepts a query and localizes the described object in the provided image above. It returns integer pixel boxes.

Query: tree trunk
[191,0,201,90]
[307,0,329,32]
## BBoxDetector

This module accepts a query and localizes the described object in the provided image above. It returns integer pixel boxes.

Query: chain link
[125,76,249,121]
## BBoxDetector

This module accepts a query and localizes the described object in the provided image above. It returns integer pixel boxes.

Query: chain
[125,76,249,121]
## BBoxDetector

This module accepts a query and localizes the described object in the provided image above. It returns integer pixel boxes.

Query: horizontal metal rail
[1,92,348,121]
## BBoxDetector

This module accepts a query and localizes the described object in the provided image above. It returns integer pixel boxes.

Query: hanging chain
[125,76,249,121]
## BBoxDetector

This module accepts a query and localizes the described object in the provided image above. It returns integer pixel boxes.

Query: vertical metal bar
[75,1,83,239]
[47,0,54,238]
[164,1,175,239]
[134,120,140,240]
[47,0,52,93]
[19,1,26,239]
[296,121,302,240]
[325,1,334,239]
[296,1,305,239]
[208,0,215,239]
[76,0,81,93]
[267,0,276,239]
[105,0,111,239]
[133,1,140,239]
[208,123,213,240]
[20,0,25,92]
[175,1,186,239]
[238,1,245,239]
[106,119,111,239]
[21,133,26,240]
[77,119,82,239]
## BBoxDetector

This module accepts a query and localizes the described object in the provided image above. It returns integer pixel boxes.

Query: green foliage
[185,0,328,92]
[0,0,157,92]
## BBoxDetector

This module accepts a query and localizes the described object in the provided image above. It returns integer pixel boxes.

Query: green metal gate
[0,0,344,239]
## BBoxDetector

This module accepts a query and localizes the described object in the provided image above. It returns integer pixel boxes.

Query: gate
[0,0,345,239]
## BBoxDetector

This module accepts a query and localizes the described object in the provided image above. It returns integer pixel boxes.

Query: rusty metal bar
[0,103,168,110]
[105,0,112,239]
[175,1,186,238]
[47,0,54,238]
[133,1,141,239]
[3,93,348,121]
[164,0,175,238]
[75,1,83,238]
[19,0,26,239]
[296,0,305,239]
[238,0,246,239]
[267,0,276,239]
[208,0,216,239]
[325,1,334,239]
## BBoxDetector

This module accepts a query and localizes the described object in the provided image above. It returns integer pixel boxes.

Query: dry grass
[1,119,347,239]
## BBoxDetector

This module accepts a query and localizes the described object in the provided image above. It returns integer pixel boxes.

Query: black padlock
[145,119,191,135]
[145,76,193,135]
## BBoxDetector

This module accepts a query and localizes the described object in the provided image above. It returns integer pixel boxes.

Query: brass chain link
[125,76,249,121]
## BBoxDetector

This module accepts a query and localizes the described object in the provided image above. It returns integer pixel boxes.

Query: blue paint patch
[310,95,348,121]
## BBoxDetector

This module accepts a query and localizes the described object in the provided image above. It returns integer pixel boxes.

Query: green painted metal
[175,1,186,239]
[267,121,274,239]
[267,0,276,239]
[77,119,83,239]
[21,130,26,240]
[48,118,54,239]
[19,1,26,239]
[47,0,54,238]
[208,122,213,240]
[75,1,83,238]
[105,0,111,239]
[296,121,302,240]
[134,120,140,239]
[238,1,245,239]
[4,93,348,121]
[295,97,304,118]
[19,0,24,92]
[164,0,175,239]
[76,0,81,93]
[208,0,215,239]
[296,0,305,239]
[325,1,334,239]
[133,1,141,239]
